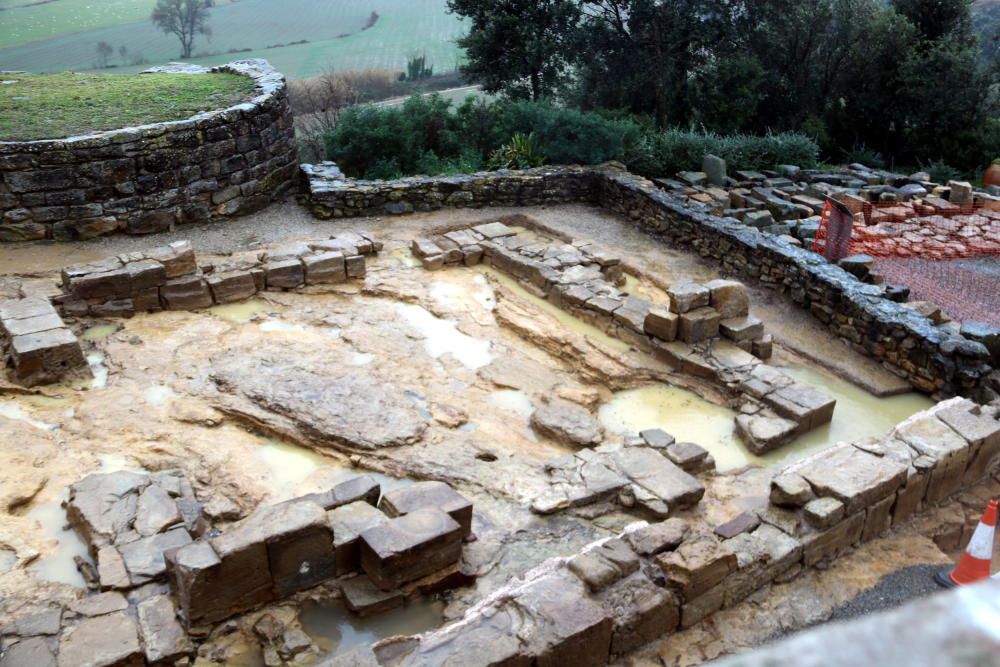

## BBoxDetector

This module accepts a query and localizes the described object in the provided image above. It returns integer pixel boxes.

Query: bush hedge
[323,94,820,180]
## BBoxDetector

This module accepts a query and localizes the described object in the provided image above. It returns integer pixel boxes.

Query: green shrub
[842,144,886,170]
[488,132,547,170]
[922,159,962,184]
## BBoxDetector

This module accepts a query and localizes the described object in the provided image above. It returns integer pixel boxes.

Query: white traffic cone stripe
[965,521,996,560]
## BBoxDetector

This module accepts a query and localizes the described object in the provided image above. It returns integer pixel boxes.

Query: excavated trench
[0,205,975,666]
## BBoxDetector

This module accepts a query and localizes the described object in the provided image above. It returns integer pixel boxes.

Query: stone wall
[0,59,297,242]
[303,163,995,399]
[367,397,1000,666]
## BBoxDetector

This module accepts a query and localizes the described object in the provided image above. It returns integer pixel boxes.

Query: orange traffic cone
[936,499,997,588]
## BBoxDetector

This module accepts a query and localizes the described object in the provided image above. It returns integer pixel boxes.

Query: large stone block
[57,611,143,667]
[567,538,640,592]
[118,527,193,585]
[359,508,463,590]
[206,270,257,304]
[299,475,381,511]
[159,275,212,310]
[722,524,802,607]
[644,306,678,341]
[136,595,193,664]
[720,315,764,342]
[677,307,720,343]
[303,251,346,285]
[8,327,86,385]
[146,241,197,278]
[798,445,907,515]
[380,481,473,537]
[327,501,390,576]
[801,511,865,566]
[657,533,736,600]
[611,447,705,512]
[668,282,710,314]
[596,571,679,656]
[704,279,749,318]
[66,268,131,301]
[265,259,304,289]
[764,384,836,431]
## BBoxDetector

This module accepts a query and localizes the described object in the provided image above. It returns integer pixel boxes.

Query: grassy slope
[0,0,157,50]
[0,71,255,141]
[0,0,464,80]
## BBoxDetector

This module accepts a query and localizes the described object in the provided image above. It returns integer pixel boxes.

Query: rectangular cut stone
[303,251,346,285]
[119,527,193,585]
[206,271,257,304]
[677,307,720,343]
[298,475,381,511]
[147,240,197,278]
[657,533,736,600]
[126,259,168,291]
[341,574,404,616]
[359,508,463,590]
[67,268,131,300]
[97,545,130,590]
[798,445,908,515]
[611,447,705,511]
[764,384,836,431]
[9,327,86,385]
[472,222,516,239]
[599,572,679,656]
[645,306,678,341]
[57,611,143,667]
[137,594,193,664]
[668,282,710,314]
[892,472,930,526]
[265,259,304,289]
[327,501,391,575]
[167,539,272,627]
[802,511,865,566]
[381,481,473,537]
[410,238,443,259]
[720,315,764,342]
[612,296,651,334]
[0,311,64,337]
[345,255,366,278]
[861,494,895,542]
[722,525,802,607]
[160,276,212,310]
[704,279,749,318]
[891,412,970,502]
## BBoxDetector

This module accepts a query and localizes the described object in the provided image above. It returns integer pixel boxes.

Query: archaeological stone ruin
[1,58,999,667]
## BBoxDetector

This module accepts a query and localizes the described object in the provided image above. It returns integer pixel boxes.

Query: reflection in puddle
[210,299,272,323]
[395,304,492,370]
[477,267,631,353]
[81,324,118,341]
[26,490,90,588]
[0,400,56,431]
[599,385,747,470]
[87,351,108,388]
[430,276,496,313]
[300,598,444,659]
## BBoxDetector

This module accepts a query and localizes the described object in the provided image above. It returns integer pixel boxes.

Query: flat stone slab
[797,444,908,515]
[57,611,143,667]
[359,508,463,590]
[380,481,473,537]
[611,446,705,511]
[530,398,604,448]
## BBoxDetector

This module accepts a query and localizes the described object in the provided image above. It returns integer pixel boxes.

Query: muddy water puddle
[395,303,492,370]
[210,299,274,323]
[25,489,90,588]
[81,323,119,341]
[299,598,445,660]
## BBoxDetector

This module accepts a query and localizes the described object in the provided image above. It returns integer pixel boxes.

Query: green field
[0,71,255,141]
[0,0,466,80]
[0,0,157,51]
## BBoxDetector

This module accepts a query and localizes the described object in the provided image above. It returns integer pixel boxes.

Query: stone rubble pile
[0,297,86,386]
[413,221,836,453]
[531,429,711,518]
[52,232,380,319]
[357,398,1000,667]
[661,157,1000,254]
[0,471,474,666]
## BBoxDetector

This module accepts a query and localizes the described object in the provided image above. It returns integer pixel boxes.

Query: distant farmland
[0,0,466,80]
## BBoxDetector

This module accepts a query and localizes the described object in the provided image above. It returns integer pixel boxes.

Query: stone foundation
[303,163,994,399]
[0,59,297,242]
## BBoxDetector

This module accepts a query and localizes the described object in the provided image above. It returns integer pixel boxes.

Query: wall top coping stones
[0,59,284,152]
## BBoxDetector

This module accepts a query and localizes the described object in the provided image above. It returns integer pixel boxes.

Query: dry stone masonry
[0,60,297,242]
[1,470,474,666]
[353,397,1000,666]
[303,163,995,400]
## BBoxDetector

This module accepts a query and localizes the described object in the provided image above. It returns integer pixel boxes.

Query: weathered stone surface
[736,413,798,454]
[206,270,257,304]
[119,527,193,585]
[67,471,150,550]
[720,315,764,342]
[861,494,894,542]
[658,533,737,599]
[530,399,603,448]
[211,347,428,451]
[265,259,304,289]
[327,501,390,576]
[303,251,347,285]
[798,445,907,515]
[136,594,192,664]
[0,637,57,667]
[770,473,815,508]
[611,446,705,512]
[147,241,196,279]
[704,279,749,319]
[667,282,710,314]
[721,524,802,606]
[803,497,845,529]
[644,306,678,341]
[533,450,629,514]
[134,484,181,537]
[596,570,679,656]
[97,546,130,590]
[623,519,689,556]
[380,482,473,537]
[677,307,720,343]
[340,574,404,616]
[764,384,836,431]
[69,592,128,617]
[301,475,381,511]
[639,428,675,449]
[57,611,143,667]
[567,538,640,592]
[714,511,761,539]
[359,508,463,590]
[801,511,865,566]
[160,275,212,310]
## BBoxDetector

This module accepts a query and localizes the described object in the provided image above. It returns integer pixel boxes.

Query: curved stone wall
[0,59,297,242]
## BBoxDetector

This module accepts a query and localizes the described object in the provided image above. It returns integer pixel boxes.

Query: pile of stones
[662,156,1000,251]
[53,232,381,319]
[363,397,1000,667]
[532,428,712,518]
[0,469,473,666]
[412,220,836,454]
[0,297,86,386]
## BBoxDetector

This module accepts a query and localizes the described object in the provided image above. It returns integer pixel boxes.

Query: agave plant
[488,132,547,170]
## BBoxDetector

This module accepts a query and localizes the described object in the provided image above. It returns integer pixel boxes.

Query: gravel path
[828,563,946,621]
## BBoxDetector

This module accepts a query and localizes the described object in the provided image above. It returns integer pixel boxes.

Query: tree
[447,0,580,101]
[151,0,212,59]
[118,45,129,64]
[95,41,114,68]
